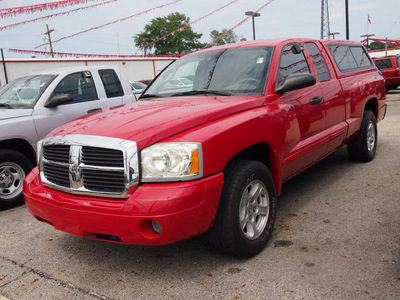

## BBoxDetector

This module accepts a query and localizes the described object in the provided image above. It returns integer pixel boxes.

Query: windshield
[0,74,56,108]
[141,46,273,98]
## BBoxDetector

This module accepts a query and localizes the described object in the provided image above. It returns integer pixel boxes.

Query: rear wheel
[0,150,33,209]
[208,159,277,258]
[347,110,377,162]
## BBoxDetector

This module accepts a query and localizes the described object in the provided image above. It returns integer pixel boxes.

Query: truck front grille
[39,135,139,198]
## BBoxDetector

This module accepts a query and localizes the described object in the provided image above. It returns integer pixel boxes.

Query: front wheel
[208,159,277,258]
[0,150,33,209]
[347,110,377,162]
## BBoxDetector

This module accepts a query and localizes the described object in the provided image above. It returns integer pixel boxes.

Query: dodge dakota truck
[24,39,386,258]
[0,65,136,208]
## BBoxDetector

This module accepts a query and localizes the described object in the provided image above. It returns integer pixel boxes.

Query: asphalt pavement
[1,91,399,300]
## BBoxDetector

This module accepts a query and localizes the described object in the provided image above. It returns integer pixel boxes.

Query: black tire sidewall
[348,110,377,162]
[211,159,277,258]
[0,149,34,209]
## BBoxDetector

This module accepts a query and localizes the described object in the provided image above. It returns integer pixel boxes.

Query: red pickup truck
[24,38,386,258]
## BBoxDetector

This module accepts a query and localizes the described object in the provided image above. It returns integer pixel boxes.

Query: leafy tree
[367,41,400,51]
[367,42,385,51]
[209,28,246,47]
[134,12,205,55]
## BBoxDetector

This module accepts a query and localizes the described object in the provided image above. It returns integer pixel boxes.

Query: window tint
[52,71,97,103]
[329,45,358,71]
[350,46,372,68]
[375,59,393,69]
[99,69,124,98]
[278,44,310,86]
[329,45,372,72]
[305,43,331,82]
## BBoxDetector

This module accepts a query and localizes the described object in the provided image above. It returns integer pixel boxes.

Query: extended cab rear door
[304,42,346,155]
[276,43,327,180]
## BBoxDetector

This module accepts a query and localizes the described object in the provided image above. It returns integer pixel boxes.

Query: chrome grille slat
[82,146,124,167]
[43,164,70,187]
[43,145,70,163]
[39,135,139,199]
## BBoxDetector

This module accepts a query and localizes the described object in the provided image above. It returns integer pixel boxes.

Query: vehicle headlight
[141,142,203,182]
[37,139,43,166]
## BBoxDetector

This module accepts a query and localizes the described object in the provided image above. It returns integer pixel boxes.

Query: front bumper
[23,167,224,245]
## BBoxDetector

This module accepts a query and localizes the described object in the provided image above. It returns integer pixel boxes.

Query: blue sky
[1,0,399,58]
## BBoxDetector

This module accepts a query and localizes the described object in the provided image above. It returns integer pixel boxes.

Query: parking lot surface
[1,91,399,300]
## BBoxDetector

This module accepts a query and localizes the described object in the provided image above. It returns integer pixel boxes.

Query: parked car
[24,38,386,258]
[0,66,136,208]
[130,81,147,95]
[138,79,152,86]
[373,56,400,91]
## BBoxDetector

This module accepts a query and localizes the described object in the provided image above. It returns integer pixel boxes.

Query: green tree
[209,28,246,47]
[134,12,205,55]
[368,41,385,51]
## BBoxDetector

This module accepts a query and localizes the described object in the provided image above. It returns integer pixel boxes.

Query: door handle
[87,108,102,114]
[310,96,323,105]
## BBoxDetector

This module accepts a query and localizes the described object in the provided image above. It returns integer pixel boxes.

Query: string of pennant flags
[204,0,276,49]
[0,0,106,18]
[8,48,183,58]
[0,0,117,31]
[1,0,279,58]
[34,0,185,49]
[139,0,241,51]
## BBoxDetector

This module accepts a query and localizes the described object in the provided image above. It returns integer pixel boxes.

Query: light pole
[245,11,261,40]
[361,33,375,49]
[328,32,340,39]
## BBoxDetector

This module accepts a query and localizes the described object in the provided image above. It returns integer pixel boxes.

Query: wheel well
[230,143,272,170]
[0,139,36,166]
[365,98,377,117]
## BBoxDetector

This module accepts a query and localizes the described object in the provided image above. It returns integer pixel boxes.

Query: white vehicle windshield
[0,75,56,108]
[141,46,273,98]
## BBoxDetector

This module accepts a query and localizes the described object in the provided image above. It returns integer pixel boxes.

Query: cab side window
[277,44,310,87]
[305,43,331,82]
[52,71,97,103]
[329,45,372,72]
[98,69,124,98]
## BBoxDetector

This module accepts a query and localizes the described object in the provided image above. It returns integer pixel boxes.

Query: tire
[0,150,34,209]
[347,110,377,162]
[208,159,277,258]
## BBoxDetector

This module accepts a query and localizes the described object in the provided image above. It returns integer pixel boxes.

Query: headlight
[141,142,203,182]
[36,139,43,166]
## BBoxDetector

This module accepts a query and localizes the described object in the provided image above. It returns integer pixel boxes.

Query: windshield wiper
[139,94,165,99]
[0,103,13,109]
[171,90,231,97]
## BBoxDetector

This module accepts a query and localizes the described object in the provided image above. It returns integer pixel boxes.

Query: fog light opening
[151,220,163,234]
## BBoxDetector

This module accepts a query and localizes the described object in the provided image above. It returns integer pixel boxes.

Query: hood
[0,108,32,121]
[49,95,267,149]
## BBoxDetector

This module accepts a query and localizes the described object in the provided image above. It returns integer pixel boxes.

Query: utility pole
[44,24,54,58]
[361,34,375,49]
[345,0,349,40]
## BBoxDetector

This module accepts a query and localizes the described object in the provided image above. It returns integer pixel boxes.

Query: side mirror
[275,73,317,94]
[44,94,73,108]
